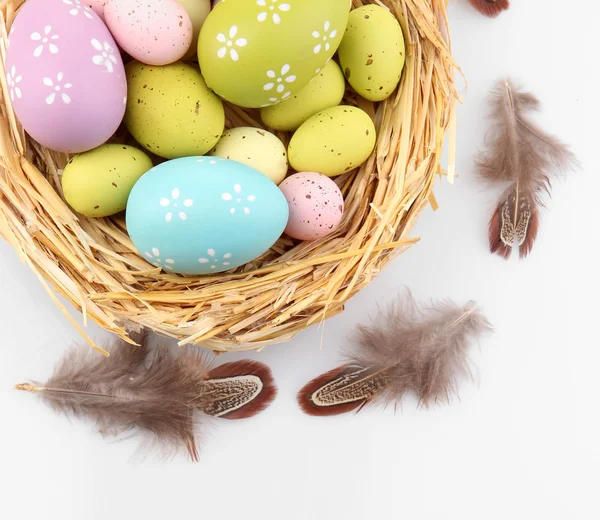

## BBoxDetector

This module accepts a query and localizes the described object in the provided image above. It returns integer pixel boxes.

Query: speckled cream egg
[260,60,346,132]
[279,172,344,240]
[178,0,211,59]
[210,127,288,185]
[124,61,225,159]
[198,0,349,108]
[62,144,153,217]
[288,105,376,177]
[337,5,405,102]
[104,0,193,66]
[5,0,127,153]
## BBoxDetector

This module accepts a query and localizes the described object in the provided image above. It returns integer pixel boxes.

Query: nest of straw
[0,0,458,354]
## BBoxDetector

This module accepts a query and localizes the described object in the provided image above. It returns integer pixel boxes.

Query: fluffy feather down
[15,335,277,460]
[477,80,579,258]
[298,292,492,416]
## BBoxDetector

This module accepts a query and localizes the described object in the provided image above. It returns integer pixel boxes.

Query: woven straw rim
[0,0,458,354]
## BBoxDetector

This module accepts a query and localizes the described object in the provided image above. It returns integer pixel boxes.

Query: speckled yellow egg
[337,5,405,102]
[62,145,153,217]
[124,61,225,159]
[210,127,288,185]
[288,105,376,177]
[260,60,346,132]
[198,0,349,108]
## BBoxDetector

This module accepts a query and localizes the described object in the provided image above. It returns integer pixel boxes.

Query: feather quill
[15,335,277,460]
[298,292,492,416]
[477,79,579,259]
[468,0,510,18]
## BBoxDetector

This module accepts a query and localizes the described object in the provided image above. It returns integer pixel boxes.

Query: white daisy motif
[221,184,256,215]
[63,0,94,19]
[198,249,233,270]
[144,248,175,271]
[263,64,295,103]
[91,39,118,73]
[43,73,72,105]
[216,25,247,61]
[256,0,291,24]
[6,66,22,102]
[160,188,193,223]
[312,21,337,54]
[31,25,59,58]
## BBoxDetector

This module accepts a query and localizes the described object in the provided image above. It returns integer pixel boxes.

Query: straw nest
[0,0,458,354]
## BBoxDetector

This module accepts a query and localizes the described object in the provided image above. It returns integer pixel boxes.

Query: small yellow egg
[210,127,288,185]
[62,145,153,217]
[337,5,405,102]
[288,105,376,177]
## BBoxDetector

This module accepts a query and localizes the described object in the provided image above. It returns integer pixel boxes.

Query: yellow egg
[210,127,288,185]
[178,0,211,60]
[62,145,153,217]
[288,105,376,177]
[337,5,405,102]
[260,60,346,132]
[124,61,225,159]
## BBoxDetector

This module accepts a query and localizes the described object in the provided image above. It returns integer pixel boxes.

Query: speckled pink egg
[5,0,127,153]
[104,0,193,66]
[279,172,345,241]
[84,0,107,22]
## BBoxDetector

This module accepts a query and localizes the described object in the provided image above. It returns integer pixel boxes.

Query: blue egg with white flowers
[126,156,289,275]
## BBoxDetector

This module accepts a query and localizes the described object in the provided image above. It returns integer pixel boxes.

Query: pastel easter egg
[337,5,405,102]
[104,0,193,66]
[178,0,211,59]
[288,105,376,177]
[126,157,289,275]
[5,0,127,153]
[84,0,107,21]
[210,127,288,185]
[124,61,225,159]
[62,144,153,217]
[260,59,346,132]
[198,0,349,108]
[279,172,344,240]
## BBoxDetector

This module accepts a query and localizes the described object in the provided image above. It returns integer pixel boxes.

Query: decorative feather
[477,79,579,259]
[468,0,510,18]
[15,334,277,460]
[298,292,492,416]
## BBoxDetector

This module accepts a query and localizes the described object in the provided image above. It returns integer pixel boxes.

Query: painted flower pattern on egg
[31,25,60,57]
[43,73,72,105]
[256,0,291,25]
[312,21,337,55]
[63,0,95,19]
[198,249,233,270]
[160,188,194,223]
[221,184,256,215]
[91,39,117,73]
[6,66,23,102]
[144,248,176,271]
[216,25,247,62]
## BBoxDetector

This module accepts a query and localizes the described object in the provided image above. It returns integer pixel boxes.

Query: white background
[1,1,599,519]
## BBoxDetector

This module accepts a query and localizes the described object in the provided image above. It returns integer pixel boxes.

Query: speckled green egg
[210,127,288,185]
[62,145,153,217]
[337,5,405,102]
[198,0,350,108]
[288,105,376,177]
[260,60,346,132]
[124,61,225,159]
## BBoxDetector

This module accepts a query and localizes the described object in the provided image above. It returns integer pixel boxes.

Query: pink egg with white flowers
[279,172,345,241]
[5,0,126,153]
[104,0,193,66]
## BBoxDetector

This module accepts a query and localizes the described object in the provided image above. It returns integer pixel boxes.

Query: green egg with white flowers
[288,105,376,177]
[337,5,406,102]
[260,60,346,132]
[62,145,153,218]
